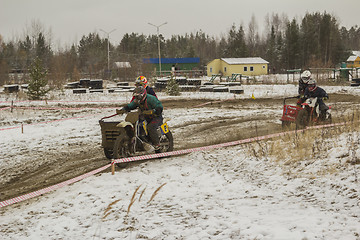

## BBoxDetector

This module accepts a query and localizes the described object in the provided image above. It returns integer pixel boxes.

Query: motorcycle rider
[135,76,157,98]
[303,79,329,120]
[117,86,163,152]
[297,70,312,106]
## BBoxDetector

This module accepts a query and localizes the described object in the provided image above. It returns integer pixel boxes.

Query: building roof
[351,51,360,56]
[114,62,131,68]
[143,57,200,64]
[346,55,358,62]
[221,57,269,65]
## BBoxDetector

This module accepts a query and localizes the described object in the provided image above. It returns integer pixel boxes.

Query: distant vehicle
[280,96,331,129]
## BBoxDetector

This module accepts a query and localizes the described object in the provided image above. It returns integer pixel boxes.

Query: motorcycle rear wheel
[113,133,131,168]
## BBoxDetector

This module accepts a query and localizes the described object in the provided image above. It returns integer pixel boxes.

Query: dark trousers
[147,116,163,146]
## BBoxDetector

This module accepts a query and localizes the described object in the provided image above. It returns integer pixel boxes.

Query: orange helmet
[135,76,148,88]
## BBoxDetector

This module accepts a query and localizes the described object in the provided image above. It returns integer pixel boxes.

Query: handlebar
[283,96,300,105]
[100,113,120,121]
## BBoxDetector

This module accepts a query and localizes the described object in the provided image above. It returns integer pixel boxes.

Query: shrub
[165,76,181,96]
[26,57,50,100]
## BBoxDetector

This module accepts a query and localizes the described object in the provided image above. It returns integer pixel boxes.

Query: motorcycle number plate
[160,123,169,134]
[142,121,148,135]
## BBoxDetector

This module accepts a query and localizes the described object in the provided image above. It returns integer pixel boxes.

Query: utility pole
[148,22,167,76]
[100,28,116,79]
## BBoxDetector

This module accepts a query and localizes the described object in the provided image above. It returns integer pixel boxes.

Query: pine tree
[26,57,49,100]
[165,76,180,96]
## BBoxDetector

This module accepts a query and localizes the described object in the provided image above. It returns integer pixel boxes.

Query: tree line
[0,11,359,87]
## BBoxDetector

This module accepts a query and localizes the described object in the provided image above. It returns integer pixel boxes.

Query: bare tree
[247,14,260,56]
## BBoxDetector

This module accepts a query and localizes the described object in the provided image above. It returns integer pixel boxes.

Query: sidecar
[99,111,139,160]
[280,96,302,128]
[99,119,121,159]
[99,110,173,160]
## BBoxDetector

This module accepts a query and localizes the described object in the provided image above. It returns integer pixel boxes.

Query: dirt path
[1,94,359,202]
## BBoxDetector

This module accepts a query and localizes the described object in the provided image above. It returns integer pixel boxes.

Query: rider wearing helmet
[119,86,163,151]
[303,79,329,120]
[135,76,157,98]
[297,70,312,106]
[299,70,312,95]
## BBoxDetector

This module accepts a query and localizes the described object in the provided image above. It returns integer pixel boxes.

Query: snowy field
[1,83,360,239]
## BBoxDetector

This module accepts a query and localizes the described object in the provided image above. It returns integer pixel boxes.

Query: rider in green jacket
[118,86,163,152]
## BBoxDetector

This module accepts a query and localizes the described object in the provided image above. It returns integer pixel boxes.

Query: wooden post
[11,100,13,113]
[111,160,115,175]
[21,123,23,134]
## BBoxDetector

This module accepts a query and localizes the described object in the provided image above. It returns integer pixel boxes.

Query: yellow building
[207,57,269,77]
[346,55,360,68]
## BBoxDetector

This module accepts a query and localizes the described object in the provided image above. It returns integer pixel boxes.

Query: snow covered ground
[1,83,360,239]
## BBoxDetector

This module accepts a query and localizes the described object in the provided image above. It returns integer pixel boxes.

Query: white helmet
[301,70,311,83]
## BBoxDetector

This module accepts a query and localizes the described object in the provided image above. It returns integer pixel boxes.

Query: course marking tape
[0,120,354,209]
[0,164,111,208]
[0,106,11,111]
[0,100,127,104]
[0,113,104,131]
[12,106,117,110]
[114,121,354,164]
[193,98,233,108]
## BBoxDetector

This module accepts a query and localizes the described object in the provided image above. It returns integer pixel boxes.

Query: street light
[99,28,116,79]
[148,22,167,75]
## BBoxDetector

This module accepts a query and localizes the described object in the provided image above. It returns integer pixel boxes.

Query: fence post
[111,160,115,175]
[11,100,13,113]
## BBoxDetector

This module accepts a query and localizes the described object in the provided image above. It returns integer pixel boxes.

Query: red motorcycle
[281,97,331,129]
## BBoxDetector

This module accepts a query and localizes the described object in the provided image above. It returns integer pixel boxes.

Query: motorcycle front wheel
[323,112,332,124]
[159,131,174,153]
[295,109,309,129]
[103,148,113,160]
[281,120,291,129]
[113,133,131,168]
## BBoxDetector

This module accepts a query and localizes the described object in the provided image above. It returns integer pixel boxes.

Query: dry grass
[139,187,146,202]
[148,183,167,204]
[127,185,141,215]
[125,183,167,215]
[102,199,121,220]
[245,111,360,174]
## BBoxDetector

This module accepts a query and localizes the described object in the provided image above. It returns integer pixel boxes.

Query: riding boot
[319,110,326,121]
[147,116,162,152]
[154,144,161,153]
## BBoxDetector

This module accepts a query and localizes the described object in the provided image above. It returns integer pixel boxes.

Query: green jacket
[125,94,163,116]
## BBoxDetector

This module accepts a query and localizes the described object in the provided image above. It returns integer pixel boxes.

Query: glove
[323,96,329,101]
[142,110,154,115]
[116,108,126,115]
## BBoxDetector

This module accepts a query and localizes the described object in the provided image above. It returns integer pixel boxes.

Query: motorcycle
[295,97,331,128]
[99,109,174,167]
[280,96,331,129]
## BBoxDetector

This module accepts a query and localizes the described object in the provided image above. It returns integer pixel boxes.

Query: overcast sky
[1,0,359,49]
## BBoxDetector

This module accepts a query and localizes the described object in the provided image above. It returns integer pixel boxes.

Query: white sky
[1,0,359,48]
